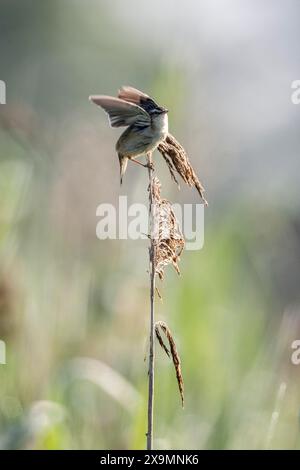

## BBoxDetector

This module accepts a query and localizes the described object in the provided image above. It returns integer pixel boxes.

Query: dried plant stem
[146,152,156,450]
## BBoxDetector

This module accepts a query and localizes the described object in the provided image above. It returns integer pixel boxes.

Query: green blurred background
[0,0,300,449]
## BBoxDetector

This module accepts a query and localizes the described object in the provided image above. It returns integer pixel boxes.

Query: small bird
[89,86,168,184]
[90,86,207,204]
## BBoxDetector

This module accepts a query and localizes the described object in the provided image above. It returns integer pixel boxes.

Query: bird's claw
[145,162,154,171]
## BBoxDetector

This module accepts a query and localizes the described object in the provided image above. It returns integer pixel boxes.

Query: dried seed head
[158,133,208,206]
[150,177,185,280]
[155,321,184,407]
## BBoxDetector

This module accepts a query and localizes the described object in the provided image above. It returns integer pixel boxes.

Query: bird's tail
[119,155,128,185]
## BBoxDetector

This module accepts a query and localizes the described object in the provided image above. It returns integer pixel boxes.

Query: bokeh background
[0,0,300,450]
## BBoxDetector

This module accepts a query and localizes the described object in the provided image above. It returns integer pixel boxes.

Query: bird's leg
[130,157,154,170]
[130,158,147,168]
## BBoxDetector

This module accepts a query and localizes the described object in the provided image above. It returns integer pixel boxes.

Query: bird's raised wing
[118,86,149,105]
[118,86,161,114]
[89,95,150,128]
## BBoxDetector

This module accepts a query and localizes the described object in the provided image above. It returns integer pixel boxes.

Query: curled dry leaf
[150,177,185,280]
[158,133,208,206]
[155,321,184,407]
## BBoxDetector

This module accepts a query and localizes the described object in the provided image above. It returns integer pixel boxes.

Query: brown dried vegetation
[158,133,208,206]
[155,321,184,407]
[150,177,185,280]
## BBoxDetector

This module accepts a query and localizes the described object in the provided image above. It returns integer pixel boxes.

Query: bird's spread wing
[89,95,150,128]
[118,86,149,105]
[118,86,161,114]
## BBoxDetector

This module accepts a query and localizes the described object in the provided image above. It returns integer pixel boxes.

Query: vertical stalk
[146,152,155,450]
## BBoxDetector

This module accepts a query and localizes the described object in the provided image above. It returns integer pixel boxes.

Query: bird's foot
[130,158,154,171]
[145,162,154,171]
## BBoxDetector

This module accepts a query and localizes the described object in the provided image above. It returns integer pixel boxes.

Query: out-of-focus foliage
[0,0,300,449]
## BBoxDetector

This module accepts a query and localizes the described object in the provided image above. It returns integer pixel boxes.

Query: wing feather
[89,95,150,128]
[118,86,149,105]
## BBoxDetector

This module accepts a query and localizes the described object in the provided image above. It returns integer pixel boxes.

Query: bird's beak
[159,107,168,114]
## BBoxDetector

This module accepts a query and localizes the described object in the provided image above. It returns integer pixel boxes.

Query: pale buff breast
[151,112,168,141]
[116,113,168,158]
